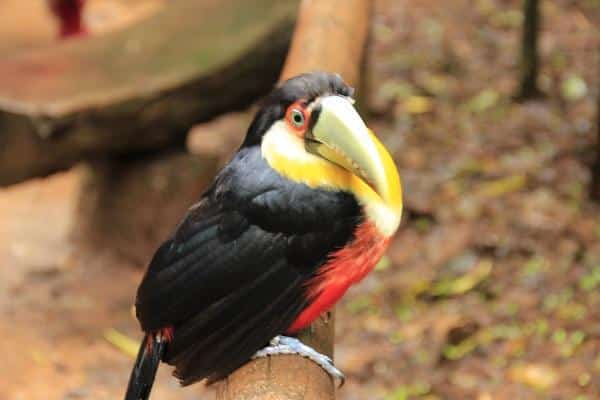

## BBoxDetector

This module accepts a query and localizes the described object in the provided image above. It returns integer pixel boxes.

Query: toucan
[124,72,403,400]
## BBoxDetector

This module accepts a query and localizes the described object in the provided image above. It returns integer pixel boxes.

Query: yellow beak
[306,96,402,212]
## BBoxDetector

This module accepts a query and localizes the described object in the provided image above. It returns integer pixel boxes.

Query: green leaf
[561,75,587,101]
[477,175,527,198]
[464,89,499,113]
[430,260,493,297]
[375,255,391,271]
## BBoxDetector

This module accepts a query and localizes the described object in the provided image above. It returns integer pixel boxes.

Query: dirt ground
[0,0,599,399]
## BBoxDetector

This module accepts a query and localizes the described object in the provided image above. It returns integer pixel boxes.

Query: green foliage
[385,382,431,400]
[561,75,588,101]
[579,267,600,292]
[464,89,500,113]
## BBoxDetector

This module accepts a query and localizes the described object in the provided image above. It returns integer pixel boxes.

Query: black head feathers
[241,72,354,147]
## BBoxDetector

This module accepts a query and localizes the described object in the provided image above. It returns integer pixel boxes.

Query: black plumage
[132,73,363,386]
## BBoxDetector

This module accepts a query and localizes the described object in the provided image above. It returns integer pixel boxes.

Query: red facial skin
[285,100,310,137]
[48,0,87,39]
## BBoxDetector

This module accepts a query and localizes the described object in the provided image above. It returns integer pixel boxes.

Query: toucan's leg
[252,335,345,386]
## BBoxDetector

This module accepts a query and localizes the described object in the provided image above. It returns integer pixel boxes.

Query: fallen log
[0,0,298,186]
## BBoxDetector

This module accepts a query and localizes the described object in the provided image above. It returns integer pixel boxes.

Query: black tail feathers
[124,335,167,400]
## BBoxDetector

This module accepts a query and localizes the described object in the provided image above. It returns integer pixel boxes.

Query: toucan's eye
[285,101,309,133]
[290,109,305,127]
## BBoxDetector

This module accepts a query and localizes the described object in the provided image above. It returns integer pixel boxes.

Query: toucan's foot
[252,335,345,386]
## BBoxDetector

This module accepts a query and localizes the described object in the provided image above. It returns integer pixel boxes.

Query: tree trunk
[75,151,219,264]
[216,0,373,398]
[515,0,543,100]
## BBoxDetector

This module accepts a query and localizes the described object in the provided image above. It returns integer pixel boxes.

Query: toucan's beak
[306,95,401,208]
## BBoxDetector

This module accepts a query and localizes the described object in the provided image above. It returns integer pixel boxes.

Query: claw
[252,335,345,387]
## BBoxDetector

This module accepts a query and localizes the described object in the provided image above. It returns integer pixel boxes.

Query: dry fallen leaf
[104,328,139,358]
[476,175,527,198]
[404,95,433,114]
[508,363,559,390]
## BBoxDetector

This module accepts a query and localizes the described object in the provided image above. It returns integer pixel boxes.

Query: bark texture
[75,151,219,264]
[215,313,336,400]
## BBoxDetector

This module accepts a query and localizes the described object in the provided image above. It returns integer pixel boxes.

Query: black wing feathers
[134,147,361,385]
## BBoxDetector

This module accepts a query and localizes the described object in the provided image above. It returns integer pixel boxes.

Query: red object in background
[48,0,87,38]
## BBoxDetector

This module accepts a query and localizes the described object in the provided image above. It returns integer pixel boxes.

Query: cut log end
[216,312,336,400]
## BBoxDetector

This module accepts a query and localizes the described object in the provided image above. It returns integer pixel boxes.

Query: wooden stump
[75,151,219,264]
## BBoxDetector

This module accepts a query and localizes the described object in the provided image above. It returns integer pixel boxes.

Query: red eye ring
[285,100,309,134]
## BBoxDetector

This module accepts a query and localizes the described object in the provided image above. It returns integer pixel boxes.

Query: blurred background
[0,0,598,399]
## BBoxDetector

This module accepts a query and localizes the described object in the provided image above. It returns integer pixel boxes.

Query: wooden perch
[215,312,336,400]
[0,0,298,186]
[279,0,372,85]
[216,1,373,399]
